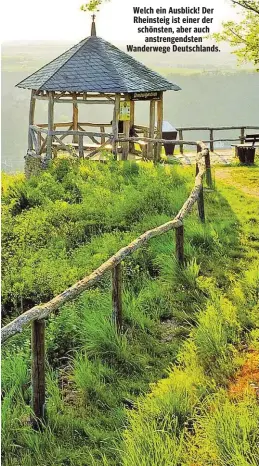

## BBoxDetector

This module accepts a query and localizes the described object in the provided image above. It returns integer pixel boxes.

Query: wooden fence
[28,125,114,159]
[28,123,259,160]
[2,142,211,426]
[135,124,259,154]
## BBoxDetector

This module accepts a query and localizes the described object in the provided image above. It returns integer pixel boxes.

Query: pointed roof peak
[91,14,96,37]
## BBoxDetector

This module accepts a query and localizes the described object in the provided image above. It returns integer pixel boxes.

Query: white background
[1,0,237,42]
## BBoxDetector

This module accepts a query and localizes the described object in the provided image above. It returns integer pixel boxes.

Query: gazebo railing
[29,125,114,159]
[28,125,213,177]
[28,123,259,164]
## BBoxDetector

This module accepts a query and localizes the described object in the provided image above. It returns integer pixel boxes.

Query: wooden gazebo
[17,16,181,167]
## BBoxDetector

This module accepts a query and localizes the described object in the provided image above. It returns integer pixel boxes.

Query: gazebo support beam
[46,91,54,160]
[72,93,79,144]
[155,94,163,163]
[122,120,130,160]
[28,90,36,152]
[112,94,120,158]
[129,100,135,154]
[149,100,156,160]
[122,94,131,160]
[34,96,114,105]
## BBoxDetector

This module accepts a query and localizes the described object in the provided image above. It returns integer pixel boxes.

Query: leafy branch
[212,1,259,69]
[80,0,110,12]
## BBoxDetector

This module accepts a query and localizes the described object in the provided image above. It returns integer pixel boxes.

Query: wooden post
[78,134,84,158]
[129,99,135,154]
[155,94,163,163]
[122,119,130,161]
[112,263,123,331]
[72,93,79,144]
[197,187,205,222]
[112,94,120,159]
[149,100,156,160]
[28,90,36,151]
[100,125,105,145]
[31,320,46,428]
[196,163,205,222]
[130,100,135,128]
[141,128,148,160]
[205,151,213,189]
[37,131,41,155]
[196,144,205,220]
[175,225,184,264]
[240,127,245,145]
[210,129,214,152]
[179,129,184,155]
[46,91,54,159]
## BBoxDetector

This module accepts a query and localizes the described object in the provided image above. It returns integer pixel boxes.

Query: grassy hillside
[1,160,259,465]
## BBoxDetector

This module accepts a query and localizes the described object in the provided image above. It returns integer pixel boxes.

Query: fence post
[210,129,214,152]
[100,125,105,145]
[175,224,184,264]
[196,150,205,223]
[179,129,184,154]
[205,150,213,189]
[78,134,84,158]
[240,127,245,144]
[31,320,46,428]
[37,131,41,155]
[112,263,123,331]
[142,129,148,160]
[153,141,159,164]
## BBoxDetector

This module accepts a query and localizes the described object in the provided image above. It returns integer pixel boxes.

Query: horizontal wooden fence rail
[2,143,209,426]
[132,125,259,154]
[29,125,114,157]
[117,136,199,145]
[176,125,259,131]
[176,125,259,154]
[29,124,259,160]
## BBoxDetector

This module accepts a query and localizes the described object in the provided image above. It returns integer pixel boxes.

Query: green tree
[80,0,110,12]
[212,1,259,69]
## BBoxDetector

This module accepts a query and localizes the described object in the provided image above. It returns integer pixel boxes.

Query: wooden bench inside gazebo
[16,16,181,171]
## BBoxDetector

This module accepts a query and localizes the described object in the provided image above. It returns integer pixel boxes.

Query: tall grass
[2,163,259,465]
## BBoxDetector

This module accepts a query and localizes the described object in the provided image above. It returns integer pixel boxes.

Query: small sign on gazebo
[119,101,131,121]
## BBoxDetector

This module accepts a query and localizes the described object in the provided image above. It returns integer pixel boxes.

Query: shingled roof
[16,36,181,93]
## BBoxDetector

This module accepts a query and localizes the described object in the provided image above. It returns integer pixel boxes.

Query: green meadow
[1,158,259,465]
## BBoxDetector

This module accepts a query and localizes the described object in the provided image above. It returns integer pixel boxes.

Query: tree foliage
[80,0,110,12]
[212,0,259,69]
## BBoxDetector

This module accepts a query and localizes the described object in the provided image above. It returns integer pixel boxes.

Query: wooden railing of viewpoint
[2,142,212,427]
[135,124,259,154]
[29,125,114,159]
[28,124,259,162]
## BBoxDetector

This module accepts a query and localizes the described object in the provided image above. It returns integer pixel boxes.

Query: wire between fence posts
[31,319,46,429]
[112,263,123,332]
[175,224,184,264]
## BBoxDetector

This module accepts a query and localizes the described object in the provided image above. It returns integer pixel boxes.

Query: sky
[1,0,237,42]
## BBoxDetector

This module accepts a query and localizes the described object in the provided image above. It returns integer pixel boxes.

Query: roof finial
[91,14,96,36]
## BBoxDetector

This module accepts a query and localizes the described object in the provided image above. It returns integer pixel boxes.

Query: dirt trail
[215,168,259,198]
